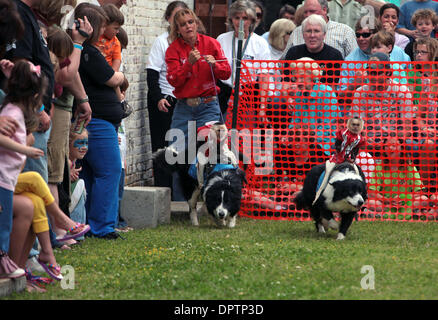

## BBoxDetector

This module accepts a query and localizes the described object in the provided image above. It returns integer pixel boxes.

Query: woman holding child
[76,3,126,239]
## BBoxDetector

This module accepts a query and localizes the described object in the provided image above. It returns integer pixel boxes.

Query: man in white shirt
[282,0,358,59]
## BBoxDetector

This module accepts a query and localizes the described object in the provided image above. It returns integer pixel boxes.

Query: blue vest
[188,157,237,182]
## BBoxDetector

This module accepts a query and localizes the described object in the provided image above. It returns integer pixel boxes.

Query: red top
[166,33,231,99]
[330,127,366,164]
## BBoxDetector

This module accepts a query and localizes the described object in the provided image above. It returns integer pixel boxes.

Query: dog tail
[293,191,307,210]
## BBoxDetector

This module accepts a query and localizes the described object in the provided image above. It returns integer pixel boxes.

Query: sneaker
[26,256,45,273]
[0,267,26,279]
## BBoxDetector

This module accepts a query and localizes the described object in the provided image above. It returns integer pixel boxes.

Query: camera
[72,19,89,38]
[74,19,81,30]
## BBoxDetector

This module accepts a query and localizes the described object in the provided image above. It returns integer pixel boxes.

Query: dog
[153,122,246,227]
[294,162,367,240]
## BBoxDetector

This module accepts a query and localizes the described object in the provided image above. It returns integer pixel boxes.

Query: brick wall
[121,0,194,186]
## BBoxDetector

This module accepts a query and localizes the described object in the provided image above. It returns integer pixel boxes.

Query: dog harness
[188,158,237,182]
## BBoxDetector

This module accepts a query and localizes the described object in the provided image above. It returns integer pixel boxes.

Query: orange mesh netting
[225,60,438,222]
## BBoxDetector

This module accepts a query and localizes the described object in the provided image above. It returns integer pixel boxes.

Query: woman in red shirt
[165,8,231,151]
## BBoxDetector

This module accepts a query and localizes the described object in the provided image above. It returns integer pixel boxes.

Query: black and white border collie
[294,162,367,240]
[153,124,246,228]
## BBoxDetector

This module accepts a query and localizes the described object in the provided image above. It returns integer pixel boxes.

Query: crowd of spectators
[0,0,129,292]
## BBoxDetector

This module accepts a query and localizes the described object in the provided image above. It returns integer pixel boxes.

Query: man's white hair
[302,14,327,34]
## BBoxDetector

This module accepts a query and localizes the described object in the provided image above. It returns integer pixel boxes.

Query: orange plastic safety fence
[226,60,438,222]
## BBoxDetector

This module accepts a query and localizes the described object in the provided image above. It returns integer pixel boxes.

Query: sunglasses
[256,12,262,19]
[355,32,372,38]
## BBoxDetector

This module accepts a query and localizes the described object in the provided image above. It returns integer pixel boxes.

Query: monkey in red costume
[313,117,365,205]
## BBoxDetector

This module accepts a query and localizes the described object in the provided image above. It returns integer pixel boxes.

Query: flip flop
[57,223,90,242]
[37,259,63,281]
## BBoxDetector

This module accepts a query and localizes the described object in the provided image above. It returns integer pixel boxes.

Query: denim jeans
[0,187,13,252]
[169,99,222,152]
[80,118,121,237]
[116,168,127,228]
[69,191,86,241]
[169,99,222,200]
[22,125,52,182]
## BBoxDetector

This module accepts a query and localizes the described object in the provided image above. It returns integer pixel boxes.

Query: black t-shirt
[5,0,54,114]
[79,43,123,124]
[285,43,343,61]
[284,44,343,84]
[404,40,414,61]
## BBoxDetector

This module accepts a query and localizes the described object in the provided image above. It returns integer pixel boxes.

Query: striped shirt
[282,20,358,59]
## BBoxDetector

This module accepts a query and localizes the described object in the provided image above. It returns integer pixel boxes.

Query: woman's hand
[0,59,14,78]
[0,116,19,137]
[188,48,201,65]
[203,55,216,66]
[71,16,93,44]
[157,98,170,112]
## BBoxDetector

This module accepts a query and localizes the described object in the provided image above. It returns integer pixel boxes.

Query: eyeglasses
[355,32,372,38]
[286,31,292,35]
[256,12,262,19]
[414,50,429,56]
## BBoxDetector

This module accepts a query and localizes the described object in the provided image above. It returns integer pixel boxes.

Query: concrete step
[0,277,26,298]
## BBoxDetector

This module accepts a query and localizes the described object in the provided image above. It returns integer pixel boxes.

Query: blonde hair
[268,18,296,51]
[169,8,205,43]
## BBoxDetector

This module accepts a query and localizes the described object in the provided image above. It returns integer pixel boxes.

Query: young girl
[68,128,89,235]
[0,60,46,279]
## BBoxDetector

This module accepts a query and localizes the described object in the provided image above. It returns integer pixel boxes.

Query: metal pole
[231,19,244,130]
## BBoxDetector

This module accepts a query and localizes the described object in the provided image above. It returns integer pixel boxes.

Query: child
[68,128,89,236]
[0,60,46,279]
[313,117,366,205]
[370,30,395,56]
[404,9,438,60]
[96,3,125,102]
[14,170,90,280]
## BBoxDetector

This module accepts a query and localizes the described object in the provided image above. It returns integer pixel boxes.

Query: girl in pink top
[0,60,46,279]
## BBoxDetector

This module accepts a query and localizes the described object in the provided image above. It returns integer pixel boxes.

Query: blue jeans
[169,99,222,200]
[169,99,222,152]
[116,168,127,228]
[0,187,13,253]
[22,125,51,182]
[80,118,121,237]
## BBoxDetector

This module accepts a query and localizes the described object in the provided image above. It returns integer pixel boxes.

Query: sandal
[37,259,63,281]
[57,223,90,242]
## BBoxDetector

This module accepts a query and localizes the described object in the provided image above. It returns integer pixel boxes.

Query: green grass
[6,217,438,300]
